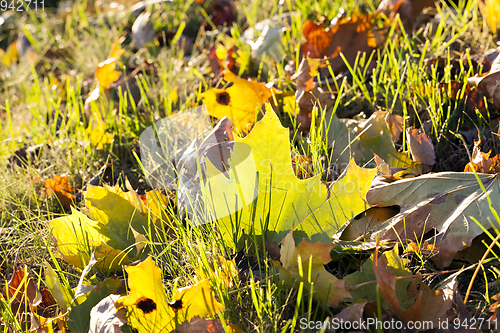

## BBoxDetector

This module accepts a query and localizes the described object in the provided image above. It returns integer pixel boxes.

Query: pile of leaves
[2,0,500,332]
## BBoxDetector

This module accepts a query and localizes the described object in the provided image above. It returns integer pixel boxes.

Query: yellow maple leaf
[95,39,125,89]
[201,71,276,132]
[116,257,224,332]
[48,208,131,270]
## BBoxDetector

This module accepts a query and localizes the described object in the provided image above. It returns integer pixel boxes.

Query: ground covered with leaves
[1,0,500,332]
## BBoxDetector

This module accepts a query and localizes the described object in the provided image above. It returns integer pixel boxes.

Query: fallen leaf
[44,175,77,209]
[273,232,351,307]
[86,111,114,150]
[83,184,150,240]
[196,255,239,290]
[0,40,18,66]
[468,52,500,111]
[96,39,125,89]
[406,275,456,325]
[300,9,386,73]
[48,207,138,270]
[451,293,481,333]
[373,247,421,323]
[176,117,234,220]
[324,111,422,172]
[366,172,500,268]
[69,277,124,333]
[1,263,42,316]
[116,257,224,332]
[489,292,499,321]
[201,71,276,132]
[334,301,381,325]
[203,109,377,248]
[88,294,127,333]
[336,206,400,242]
[132,11,156,48]
[291,57,334,117]
[378,0,436,25]
[440,81,488,118]
[464,140,500,173]
[386,112,404,143]
[344,245,412,306]
[44,262,72,313]
[406,127,436,165]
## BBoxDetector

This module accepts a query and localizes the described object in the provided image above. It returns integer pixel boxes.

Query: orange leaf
[95,39,125,89]
[464,140,500,174]
[44,175,76,208]
[300,10,386,73]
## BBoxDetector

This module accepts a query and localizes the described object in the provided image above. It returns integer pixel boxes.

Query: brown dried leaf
[378,0,436,25]
[468,52,500,110]
[373,248,421,323]
[1,264,42,316]
[386,112,404,143]
[291,57,334,117]
[406,276,456,324]
[406,127,436,165]
[440,81,488,117]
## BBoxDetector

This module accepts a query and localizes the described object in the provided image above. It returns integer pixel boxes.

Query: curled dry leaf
[201,71,276,132]
[272,232,351,307]
[386,112,404,143]
[464,140,500,173]
[116,257,224,333]
[406,127,436,166]
[291,57,334,118]
[44,175,77,209]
